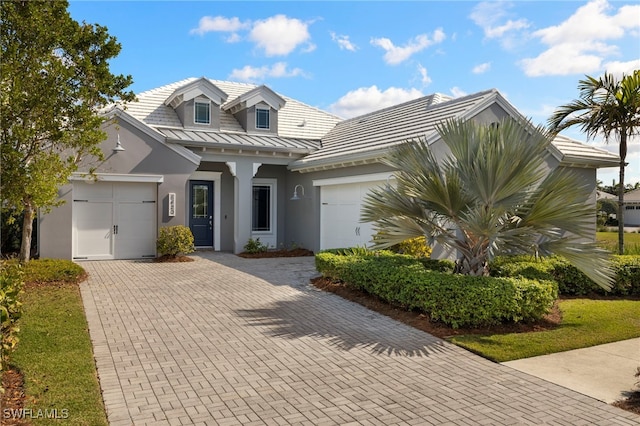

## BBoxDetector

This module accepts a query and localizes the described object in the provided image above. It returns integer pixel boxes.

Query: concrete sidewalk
[79,253,639,425]
[504,338,640,404]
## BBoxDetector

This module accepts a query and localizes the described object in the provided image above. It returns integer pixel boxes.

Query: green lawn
[8,262,107,425]
[596,231,640,254]
[450,298,640,362]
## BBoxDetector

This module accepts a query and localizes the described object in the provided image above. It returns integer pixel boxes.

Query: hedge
[315,252,556,328]
[490,255,640,296]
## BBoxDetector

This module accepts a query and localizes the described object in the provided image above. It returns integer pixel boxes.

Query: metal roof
[157,127,320,153]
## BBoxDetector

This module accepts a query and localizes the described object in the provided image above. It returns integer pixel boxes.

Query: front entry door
[189,181,213,247]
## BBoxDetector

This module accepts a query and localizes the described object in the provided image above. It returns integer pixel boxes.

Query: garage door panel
[117,183,156,201]
[74,201,114,258]
[74,181,114,199]
[117,202,156,259]
[320,180,384,250]
[73,181,157,260]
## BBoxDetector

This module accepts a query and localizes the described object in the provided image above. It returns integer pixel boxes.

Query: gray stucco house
[38,77,620,260]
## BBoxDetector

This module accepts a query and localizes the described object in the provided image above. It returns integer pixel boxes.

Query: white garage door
[73,181,157,260]
[320,179,386,250]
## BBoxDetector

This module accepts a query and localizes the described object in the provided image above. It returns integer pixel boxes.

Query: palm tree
[361,118,613,291]
[548,70,640,254]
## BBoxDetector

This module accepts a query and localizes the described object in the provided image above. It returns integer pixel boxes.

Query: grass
[449,298,640,362]
[8,259,107,425]
[596,231,640,255]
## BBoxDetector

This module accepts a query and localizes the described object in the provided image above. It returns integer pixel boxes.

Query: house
[38,78,620,260]
[624,188,640,226]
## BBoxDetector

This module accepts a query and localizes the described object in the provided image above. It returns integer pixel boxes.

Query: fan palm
[361,118,613,291]
[548,70,640,254]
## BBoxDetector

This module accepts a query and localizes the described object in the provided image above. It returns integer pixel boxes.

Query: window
[194,101,210,124]
[252,185,271,231]
[256,108,270,130]
[192,184,209,218]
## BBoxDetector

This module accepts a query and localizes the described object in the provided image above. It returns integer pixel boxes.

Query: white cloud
[450,87,467,98]
[249,15,313,56]
[190,16,249,36]
[417,64,432,86]
[520,0,640,77]
[229,62,306,82]
[472,62,491,74]
[329,86,424,118]
[604,59,640,78]
[330,32,358,51]
[470,2,530,48]
[371,29,445,65]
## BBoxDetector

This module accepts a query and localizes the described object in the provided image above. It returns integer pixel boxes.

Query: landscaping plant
[0,262,23,392]
[361,118,614,290]
[157,225,195,258]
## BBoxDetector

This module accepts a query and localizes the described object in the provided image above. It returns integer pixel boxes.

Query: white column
[232,160,262,254]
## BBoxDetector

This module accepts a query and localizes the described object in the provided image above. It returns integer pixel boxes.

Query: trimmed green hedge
[315,252,557,328]
[490,255,640,296]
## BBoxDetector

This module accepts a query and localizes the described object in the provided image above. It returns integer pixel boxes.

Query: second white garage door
[73,181,157,260]
[319,179,386,250]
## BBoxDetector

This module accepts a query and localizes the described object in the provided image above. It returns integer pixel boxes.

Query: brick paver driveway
[80,253,636,425]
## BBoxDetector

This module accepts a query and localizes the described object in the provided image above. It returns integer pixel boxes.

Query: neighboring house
[38,78,620,260]
[624,188,640,226]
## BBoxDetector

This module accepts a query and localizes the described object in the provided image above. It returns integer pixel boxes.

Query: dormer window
[194,101,211,125]
[256,108,270,130]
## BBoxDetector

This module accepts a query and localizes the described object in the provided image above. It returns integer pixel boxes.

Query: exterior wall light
[291,184,305,200]
[113,134,125,153]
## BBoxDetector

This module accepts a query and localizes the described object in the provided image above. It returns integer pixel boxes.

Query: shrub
[157,225,195,257]
[1,262,24,383]
[243,238,268,254]
[315,252,556,328]
[389,236,432,258]
[22,258,86,283]
[490,255,640,296]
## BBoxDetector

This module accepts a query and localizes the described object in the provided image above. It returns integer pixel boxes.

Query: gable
[164,77,228,109]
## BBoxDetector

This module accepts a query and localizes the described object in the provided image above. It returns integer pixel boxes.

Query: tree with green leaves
[361,118,613,291]
[548,71,640,255]
[1,1,135,261]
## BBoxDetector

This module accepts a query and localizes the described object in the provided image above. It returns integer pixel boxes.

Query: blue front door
[189,181,213,247]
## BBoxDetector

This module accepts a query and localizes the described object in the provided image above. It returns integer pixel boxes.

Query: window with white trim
[256,108,270,130]
[194,101,211,124]
[252,185,272,231]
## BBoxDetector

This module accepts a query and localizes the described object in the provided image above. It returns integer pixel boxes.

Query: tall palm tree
[361,118,613,290]
[548,70,640,254]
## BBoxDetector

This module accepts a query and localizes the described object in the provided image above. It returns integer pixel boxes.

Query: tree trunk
[618,132,627,255]
[19,203,34,262]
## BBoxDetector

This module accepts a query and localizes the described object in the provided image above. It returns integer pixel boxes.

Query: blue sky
[68,0,640,186]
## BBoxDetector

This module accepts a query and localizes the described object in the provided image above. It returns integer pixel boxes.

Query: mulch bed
[154,254,195,262]
[1,368,29,425]
[237,248,314,258]
[613,392,640,415]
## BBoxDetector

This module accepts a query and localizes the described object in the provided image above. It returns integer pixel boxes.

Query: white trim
[194,99,211,125]
[188,171,222,250]
[251,178,277,248]
[255,107,270,130]
[71,172,164,183]
[313,172,394,187]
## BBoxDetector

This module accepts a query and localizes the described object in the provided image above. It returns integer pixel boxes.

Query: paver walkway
[80,253,638,425]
